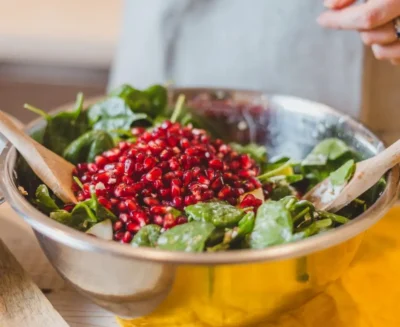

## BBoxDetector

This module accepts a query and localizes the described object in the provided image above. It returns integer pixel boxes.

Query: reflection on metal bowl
[0,88,398,326]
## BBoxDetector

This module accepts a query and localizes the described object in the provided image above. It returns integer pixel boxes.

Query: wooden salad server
[304,139,400,212]
[0,110,76,203]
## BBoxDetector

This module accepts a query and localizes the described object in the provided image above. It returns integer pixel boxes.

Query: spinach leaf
[300,218,333,237]
[131,224,162,248]
[109,84,153,114]
[230,143,268,165]
[237,211,256,238]
[49,192,116,231]
[301,139,357,189]
[258,159,294,182]
[157,221,215,252]
[84,192,117,222]
[50,203,97,231]
[249,201,293,249]
[144,84,168,116]
[25,93,89,155]
[87,97,149,132]
[185,201,245,228]
[206,211,256,252]
[329,160,355,186]
[34,184,60,214]
[270,185,297,201]
[302,138,351,166]
[63,130,114,164]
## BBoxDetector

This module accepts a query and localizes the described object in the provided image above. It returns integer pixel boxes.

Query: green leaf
[258,160,294,182]
[301,218,333,237]
[144,85,168,116]
[109,84,154,114]
[266,174,304,185]
[88,97,150,132]
[157,221,215,252]
[50,203,97,230]
[302,138,351,166]
[249,201,293,249]
[63,130,114,164]
[131,224,162,248]
[237,211,256,238]
[49,192,116,231]
[329,159,355,186]
[34,184,60,214]
[317,211,349,225]
[185,201,245,228]
[270,185,297,201]
[230,143,268,165]
[85,192,117,223]
[25,93,89,155]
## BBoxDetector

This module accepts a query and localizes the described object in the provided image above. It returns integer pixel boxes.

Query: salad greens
[15,83,387,253]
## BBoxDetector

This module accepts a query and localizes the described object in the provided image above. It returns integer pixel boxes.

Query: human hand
[318,0,400,65]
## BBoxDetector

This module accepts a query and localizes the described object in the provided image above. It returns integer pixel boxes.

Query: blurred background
[0,0,122,123]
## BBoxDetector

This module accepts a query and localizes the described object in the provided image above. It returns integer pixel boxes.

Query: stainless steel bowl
[0,88,398,326]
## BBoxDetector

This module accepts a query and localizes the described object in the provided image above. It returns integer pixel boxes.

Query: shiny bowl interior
[0,88,398,265]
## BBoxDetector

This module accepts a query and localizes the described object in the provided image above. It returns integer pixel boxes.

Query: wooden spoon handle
[374,139,400,173]
[0,239,69,327]
[0,111,37,160]
[0,110,76,203]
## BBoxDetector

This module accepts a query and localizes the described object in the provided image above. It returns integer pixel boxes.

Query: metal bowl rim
[0,87,398,265]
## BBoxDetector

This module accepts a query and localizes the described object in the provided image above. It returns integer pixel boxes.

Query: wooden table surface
[0,203,119,327]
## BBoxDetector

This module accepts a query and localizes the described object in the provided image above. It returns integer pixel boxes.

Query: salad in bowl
[15,84,386,253]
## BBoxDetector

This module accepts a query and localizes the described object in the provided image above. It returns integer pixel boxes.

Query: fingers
[318,0,400,30]
[324,0,357,10]
[372,43,400,62]
[361,22,399,45]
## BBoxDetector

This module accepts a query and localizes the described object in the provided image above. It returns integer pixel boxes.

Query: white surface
[0,0,122,67]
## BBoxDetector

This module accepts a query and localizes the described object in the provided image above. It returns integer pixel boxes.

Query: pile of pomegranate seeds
[72,121,261,243]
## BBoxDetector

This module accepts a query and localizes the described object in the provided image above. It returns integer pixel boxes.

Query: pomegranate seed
[176,216,188,225]
[143,197,160,206]
[124,159,135,175]
[211,177,224,190]
[122,231,133,243]
[184,195,197,206]
[146,167,162,181]
[172,196,183,209]
[143,157,156,170]
[114,231,125,241]
[163,213,177,229]
[153,215,164,226]
[95,156,108,167]
[87,163,98,173]
[63,204,75,212]
[113,221,124,231]
[209,159,223,170]
[119,213,130,223]
[131,127,146,136]
[150,206,167,215]
[160,188,171,198]
[218,185,232,199]
[171,183,181,197]
[197,175,210,185]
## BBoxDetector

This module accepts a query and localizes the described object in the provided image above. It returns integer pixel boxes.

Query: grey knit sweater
[110,0,400,142]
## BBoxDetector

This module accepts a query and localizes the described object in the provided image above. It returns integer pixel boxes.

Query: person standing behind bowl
[109,0,400,144]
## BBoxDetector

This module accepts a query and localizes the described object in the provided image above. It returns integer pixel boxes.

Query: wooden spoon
[304,140,400,212]
[0,110,76,203]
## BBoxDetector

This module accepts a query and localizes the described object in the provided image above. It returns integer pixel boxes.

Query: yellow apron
[117,207,400,327]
